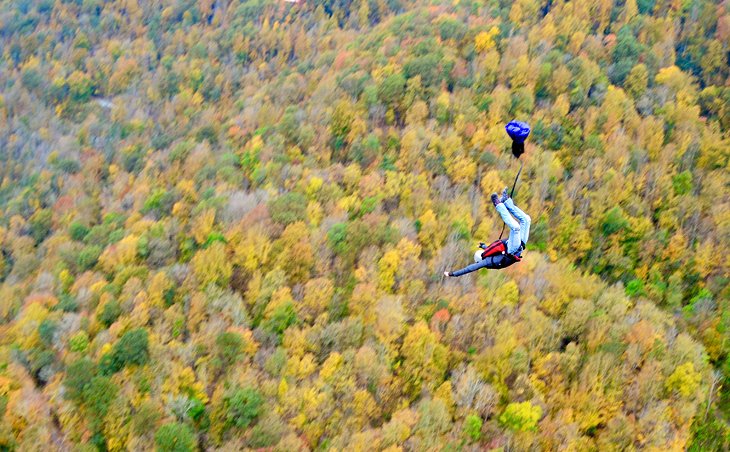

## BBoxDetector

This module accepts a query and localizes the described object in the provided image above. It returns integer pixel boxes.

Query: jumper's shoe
[491,193,501,207]
[500,187,510,203]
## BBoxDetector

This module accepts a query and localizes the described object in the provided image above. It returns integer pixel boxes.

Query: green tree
[29,209,53,243]
[69,331,90,353]
[216,331,244,368]
[155,422,196,452]
[601,207,630,236]
[611,27,643,85]
[224,387,264,429]
[38,319,56,346]
[672,171,693,196]
[262,301,297,336]
[377,73,406,108]
[98,299,122,327]
[463,414,483,441]
[268,192,308,225]
[77,245,103,271]
[82,376,118,419]
[69,222,90,241]
[65,358,96,402]
[99,328,149,375]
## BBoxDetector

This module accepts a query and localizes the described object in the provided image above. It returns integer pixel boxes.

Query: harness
[481,239,525,263]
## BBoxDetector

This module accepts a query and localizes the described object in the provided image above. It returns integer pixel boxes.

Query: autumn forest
[0,0,728,450]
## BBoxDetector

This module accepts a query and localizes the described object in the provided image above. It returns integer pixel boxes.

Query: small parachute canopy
[506,120,530,143]
[506,120,530,158]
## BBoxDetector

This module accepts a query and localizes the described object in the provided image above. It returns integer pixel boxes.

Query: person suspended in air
[444,187,531,277]
[444,120,531,277]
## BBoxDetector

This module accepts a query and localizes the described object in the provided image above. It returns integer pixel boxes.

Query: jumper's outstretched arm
[446,259,491,277]
[445,253,516,277]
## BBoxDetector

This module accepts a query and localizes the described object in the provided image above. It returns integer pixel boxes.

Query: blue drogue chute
[497,121,530,240]
[505,120,530,158]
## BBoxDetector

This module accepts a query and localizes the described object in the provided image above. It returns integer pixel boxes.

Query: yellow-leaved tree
[475,27,499,53]
[378,250,400,293]
[400,321,448,398]
[192,242,232,287]
[665,362,702,398]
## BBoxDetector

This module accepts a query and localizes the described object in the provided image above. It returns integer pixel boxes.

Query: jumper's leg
[495,203,522,254]
[504,198,531,245]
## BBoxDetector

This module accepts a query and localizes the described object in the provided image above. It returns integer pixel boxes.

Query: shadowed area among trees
[0,0,728,450]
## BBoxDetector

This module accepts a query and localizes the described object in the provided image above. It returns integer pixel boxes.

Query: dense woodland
[0,0,728,450]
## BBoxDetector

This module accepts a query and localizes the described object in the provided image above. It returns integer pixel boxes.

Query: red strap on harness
[481,240,506,259]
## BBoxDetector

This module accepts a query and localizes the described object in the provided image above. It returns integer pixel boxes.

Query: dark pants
[450,252,518,277]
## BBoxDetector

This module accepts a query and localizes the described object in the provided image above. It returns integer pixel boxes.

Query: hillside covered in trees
[0,0,728,450]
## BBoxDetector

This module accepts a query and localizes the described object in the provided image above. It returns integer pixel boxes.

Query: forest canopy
[0,0,728,450]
